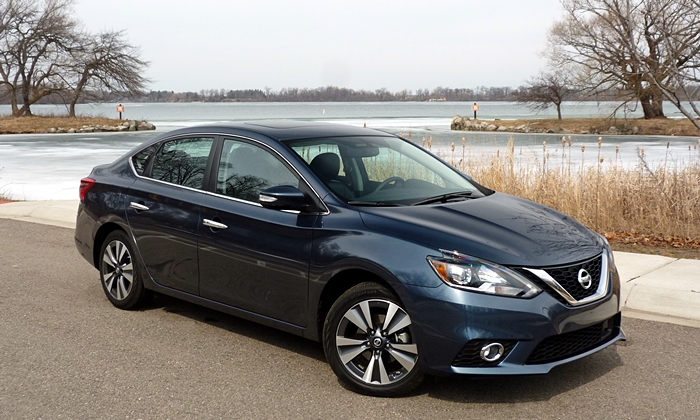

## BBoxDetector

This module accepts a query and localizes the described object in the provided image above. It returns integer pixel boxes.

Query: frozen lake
[1,102,698,200]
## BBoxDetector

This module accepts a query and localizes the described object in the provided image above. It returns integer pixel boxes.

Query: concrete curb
[0,200,78,229]
[616,252,700,327]
[1,200,699,328]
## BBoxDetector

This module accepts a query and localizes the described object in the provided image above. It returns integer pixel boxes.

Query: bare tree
[548,0,700,123]
[630,0,700,129]
[66,30,149,117]
[0,0,77,116]
[1,0,149,117]
[517,71,577,120]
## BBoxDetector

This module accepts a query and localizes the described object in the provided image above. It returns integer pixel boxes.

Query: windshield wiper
[347,201,404,207]
[411,191,474,206]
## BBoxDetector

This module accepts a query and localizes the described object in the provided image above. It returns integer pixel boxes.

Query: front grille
[452,340,517,367]
[544,256,602,301]
[526,314,619,364]
[514,254,604,305]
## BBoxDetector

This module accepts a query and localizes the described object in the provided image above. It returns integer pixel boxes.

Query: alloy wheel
[335,299,418,385]
[101,239,134,301]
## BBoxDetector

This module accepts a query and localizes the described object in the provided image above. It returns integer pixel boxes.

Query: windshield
[285,136,490,205]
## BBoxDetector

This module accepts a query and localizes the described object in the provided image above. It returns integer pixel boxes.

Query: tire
[323,282,424,397]
[98,230,152,310]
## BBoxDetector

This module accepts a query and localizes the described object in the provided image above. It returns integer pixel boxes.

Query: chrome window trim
[204,189,265,207]
[127,131,330,215]
[523,252,610,307]
[131,173,230,199]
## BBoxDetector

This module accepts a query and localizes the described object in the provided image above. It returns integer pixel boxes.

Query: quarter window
[216,139,299,202]
[150,137,214,189]
[131,144,158,176]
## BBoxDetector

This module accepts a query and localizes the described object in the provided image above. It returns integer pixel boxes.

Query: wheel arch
[92,222,127,268]
[316,268,400,342]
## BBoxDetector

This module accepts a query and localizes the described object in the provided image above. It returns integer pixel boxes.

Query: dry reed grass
[443,137,700,243]
[0,186,11,202]
[0,167,8,201]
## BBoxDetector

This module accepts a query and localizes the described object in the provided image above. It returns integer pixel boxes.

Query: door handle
[129,202,149,211]
[203,218,228,230]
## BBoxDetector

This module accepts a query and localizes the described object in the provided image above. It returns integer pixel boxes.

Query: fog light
[480,343,505,362]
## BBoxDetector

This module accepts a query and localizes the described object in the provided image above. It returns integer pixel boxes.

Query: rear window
[149,137,214,189]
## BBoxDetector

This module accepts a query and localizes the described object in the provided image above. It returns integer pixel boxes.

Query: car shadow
[141,292,327,363]
[328,344,623,401]
[140,293,624,401]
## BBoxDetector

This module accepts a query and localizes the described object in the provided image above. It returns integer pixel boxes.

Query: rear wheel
[99,230,152,310]
[323,282,423,397]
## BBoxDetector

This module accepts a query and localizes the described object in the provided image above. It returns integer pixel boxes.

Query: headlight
[427,250,541,298]
[599,234,616,270]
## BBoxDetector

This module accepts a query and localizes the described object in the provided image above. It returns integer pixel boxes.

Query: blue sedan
[75,121,625,396]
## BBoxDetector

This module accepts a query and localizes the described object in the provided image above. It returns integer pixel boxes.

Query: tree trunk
[15,105,32,117]
[639,87,665,119]
[9,89,20,117]
[19,88,33,116]
[70,71,90,118]
[556,103,562,120]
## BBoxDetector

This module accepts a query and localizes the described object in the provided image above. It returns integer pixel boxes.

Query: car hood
[358,193,603,267]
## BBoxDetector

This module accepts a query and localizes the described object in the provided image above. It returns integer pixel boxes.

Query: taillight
[79,178,95,201]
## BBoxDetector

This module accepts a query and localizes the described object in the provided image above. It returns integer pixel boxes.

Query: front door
[198,138,316,325]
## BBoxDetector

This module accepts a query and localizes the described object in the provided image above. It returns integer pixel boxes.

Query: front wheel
[99,230,152,310]
[323,282,424,397]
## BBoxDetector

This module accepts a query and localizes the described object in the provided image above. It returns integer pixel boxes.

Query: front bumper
[398,269,624,376]
[449,312,624,375]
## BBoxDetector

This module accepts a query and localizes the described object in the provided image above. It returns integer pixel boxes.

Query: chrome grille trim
[523,252,609,307]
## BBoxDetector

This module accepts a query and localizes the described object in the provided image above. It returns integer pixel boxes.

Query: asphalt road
[1,219,698,419]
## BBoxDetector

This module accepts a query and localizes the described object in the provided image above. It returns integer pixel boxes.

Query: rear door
[198,137,317,325]
[126,136,215,295]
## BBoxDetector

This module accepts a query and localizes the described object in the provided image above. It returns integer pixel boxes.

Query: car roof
[151,120,392,142]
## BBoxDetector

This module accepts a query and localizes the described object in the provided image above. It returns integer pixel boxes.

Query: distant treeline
[140,86,523,103]
[0,86,549,104]
[3,84,694,105]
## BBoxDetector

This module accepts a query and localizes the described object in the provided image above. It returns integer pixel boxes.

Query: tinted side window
[151,137,214,189]
[131,144,158,176]
[216,139,299,202]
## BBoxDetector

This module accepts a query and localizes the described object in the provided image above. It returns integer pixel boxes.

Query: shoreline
[3,115,699,138]
[0,115,155,134]
[451,116,700,137]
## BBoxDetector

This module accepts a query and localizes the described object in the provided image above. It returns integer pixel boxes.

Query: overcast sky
[74,0,565,93]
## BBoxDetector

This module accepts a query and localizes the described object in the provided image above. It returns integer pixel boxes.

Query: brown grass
[442,138,700,252]
[606,240,699,259]
[0,115,124,134]
[480,117,700,137]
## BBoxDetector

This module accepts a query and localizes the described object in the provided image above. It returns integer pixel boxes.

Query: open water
[1,102,698,200]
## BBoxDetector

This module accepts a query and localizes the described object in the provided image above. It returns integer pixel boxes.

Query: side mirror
[259,186,306,210]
